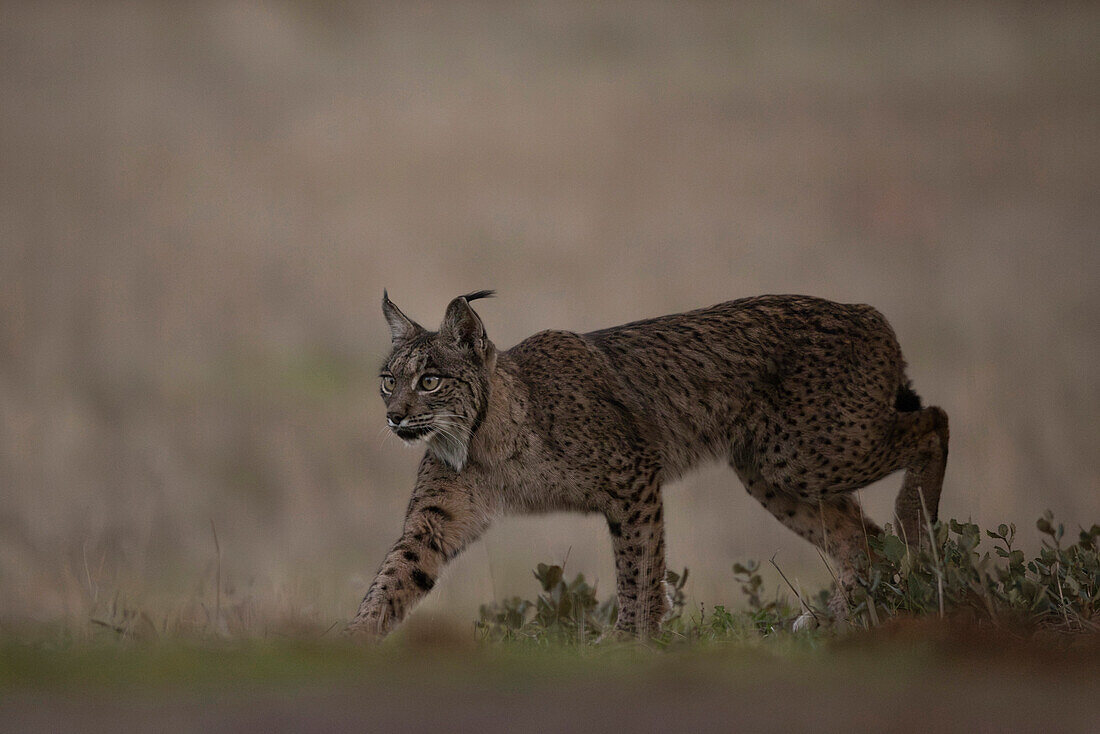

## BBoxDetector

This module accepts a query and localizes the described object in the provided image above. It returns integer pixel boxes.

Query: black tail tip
[895,382,923,412]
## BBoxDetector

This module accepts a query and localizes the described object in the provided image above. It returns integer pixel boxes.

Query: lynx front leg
[606,488,669,638]
[346,462,492,639]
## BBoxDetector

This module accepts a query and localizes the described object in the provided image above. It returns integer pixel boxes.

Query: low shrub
[476,513,1100,644]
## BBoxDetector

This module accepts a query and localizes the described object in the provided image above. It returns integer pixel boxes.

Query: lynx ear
[440,290,494,354]
[382,290,423,343]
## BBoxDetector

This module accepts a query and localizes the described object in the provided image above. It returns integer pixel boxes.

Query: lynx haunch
[347,291,948,638]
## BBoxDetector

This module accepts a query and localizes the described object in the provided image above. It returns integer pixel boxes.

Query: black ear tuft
[461,289,496,303]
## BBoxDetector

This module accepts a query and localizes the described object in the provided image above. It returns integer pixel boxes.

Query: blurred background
[1,1,1097,630]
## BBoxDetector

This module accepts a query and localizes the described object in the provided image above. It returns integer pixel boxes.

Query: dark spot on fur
[411,569,435,591]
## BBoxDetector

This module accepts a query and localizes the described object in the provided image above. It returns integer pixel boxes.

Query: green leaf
[882,534,908,564]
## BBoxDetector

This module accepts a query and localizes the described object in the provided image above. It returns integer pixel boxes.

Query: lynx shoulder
[348,292,948,638]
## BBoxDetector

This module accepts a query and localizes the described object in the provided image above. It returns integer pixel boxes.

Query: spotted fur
[347,293,948,638]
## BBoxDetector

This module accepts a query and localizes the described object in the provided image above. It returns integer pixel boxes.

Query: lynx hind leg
[738,469,881,618]
[892,406,949,547]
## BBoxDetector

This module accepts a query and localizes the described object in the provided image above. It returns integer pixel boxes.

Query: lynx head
[379,290,496,471]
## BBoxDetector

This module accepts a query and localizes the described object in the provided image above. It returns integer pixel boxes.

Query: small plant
[476,513,1100,645]
[730,560,799,635]
[476,563,617,643]
[854,512,1099,632]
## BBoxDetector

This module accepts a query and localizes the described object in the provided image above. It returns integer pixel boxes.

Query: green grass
[2,517,1098,733]
[1,513,1096,697]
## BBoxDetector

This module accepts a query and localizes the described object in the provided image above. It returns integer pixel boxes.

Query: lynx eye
[418,375,442,392]
[380,375,396,395]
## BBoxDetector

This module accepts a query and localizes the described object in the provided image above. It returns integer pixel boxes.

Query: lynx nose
[386,411,406,427]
